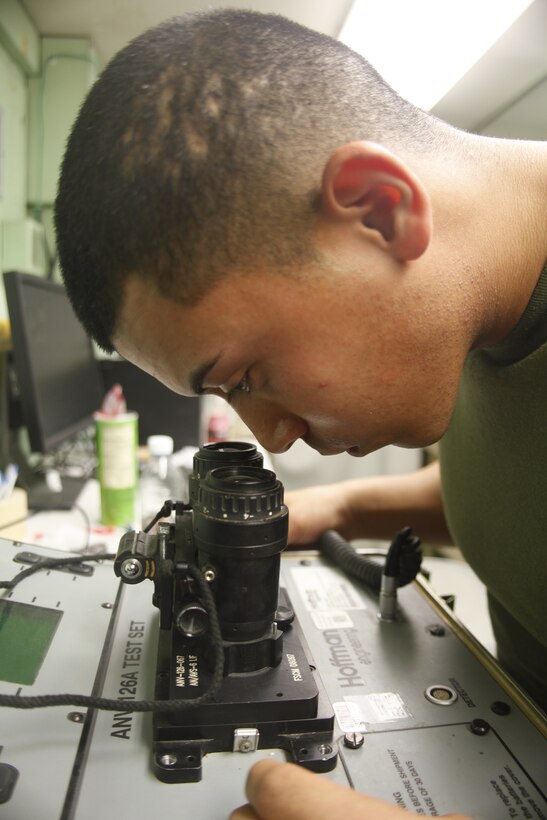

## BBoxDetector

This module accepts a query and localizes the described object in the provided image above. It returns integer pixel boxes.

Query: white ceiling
[430,0,547,139]
[20,0,547,139]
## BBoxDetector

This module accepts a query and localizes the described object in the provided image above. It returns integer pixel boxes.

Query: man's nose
[235,399,308,454]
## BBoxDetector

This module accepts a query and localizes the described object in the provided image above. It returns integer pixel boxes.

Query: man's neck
[427,135,547,351]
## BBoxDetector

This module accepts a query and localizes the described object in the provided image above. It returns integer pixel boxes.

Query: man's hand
[285,483,349,545]
[229,760,474,820]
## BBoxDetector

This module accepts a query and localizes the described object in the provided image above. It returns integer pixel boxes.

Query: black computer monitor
[99,358,201,449]
[4,271,104,453]
[3,271,104,507]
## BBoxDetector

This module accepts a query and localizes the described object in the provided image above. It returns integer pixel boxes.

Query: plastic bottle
[139,435,186,528]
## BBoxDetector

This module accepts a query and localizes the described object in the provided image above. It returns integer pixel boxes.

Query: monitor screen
[3,271,104,454]
[99,359,202,449]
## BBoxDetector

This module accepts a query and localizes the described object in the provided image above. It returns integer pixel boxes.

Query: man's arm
[286,460,452,545]
[229,760,473,820]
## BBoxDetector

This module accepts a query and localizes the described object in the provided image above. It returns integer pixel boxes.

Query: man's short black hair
[55,9,439,351]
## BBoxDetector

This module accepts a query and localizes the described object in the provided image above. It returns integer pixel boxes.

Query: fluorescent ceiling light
[339,0,534,110]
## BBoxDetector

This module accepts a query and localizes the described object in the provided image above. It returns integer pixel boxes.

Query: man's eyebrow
[189,356,221,395]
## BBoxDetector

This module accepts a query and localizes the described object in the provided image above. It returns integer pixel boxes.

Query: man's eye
[226,374,251,402]
[233,374,251,394]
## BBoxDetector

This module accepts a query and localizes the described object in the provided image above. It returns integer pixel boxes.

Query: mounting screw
[158,754,177,767]
[67,711,86,723]
[203,567,216,583]
[343,732,364,749]
[470,718,490,736]
[491,701,511,716]
[120,558,142,579]
[426,623,446,637]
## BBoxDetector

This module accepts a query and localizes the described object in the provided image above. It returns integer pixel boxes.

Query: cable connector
[379,527,422,622]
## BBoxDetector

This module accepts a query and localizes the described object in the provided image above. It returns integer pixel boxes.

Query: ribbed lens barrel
[189,441,264,505]
[192,466,287,641]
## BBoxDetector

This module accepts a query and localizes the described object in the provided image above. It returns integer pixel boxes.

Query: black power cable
[0,557,224,711]
[0,525,421,711]
[317,527,422,591]
[0,552,114,591]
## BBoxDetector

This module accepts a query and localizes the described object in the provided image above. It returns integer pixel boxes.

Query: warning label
[387,748,440,816]
[489,765,546,819]
[386,752,546,818]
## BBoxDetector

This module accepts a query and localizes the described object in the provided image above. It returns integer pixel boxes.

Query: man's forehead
[115,276,235,395]
[114,279,183,381]
[118,274,179,326]
[115,266,318,387]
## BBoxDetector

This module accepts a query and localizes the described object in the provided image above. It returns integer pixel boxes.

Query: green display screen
[0,599,63,685]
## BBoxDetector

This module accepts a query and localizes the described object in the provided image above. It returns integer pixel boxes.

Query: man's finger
[228,803,259,820]
[244,760,414,820]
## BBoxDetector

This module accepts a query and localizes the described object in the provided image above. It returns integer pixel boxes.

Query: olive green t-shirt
[439,262,547,711]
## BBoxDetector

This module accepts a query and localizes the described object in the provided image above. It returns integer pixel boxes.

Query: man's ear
[321,142,432,261]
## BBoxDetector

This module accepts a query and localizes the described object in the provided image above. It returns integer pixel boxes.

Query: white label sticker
[333,700,368,732]
[352,692,411,723]
[291,566,366,611]
[310,609,354,630]
[100,424,136,488]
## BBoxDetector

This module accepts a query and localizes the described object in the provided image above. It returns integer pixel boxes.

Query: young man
[54,10,546,819]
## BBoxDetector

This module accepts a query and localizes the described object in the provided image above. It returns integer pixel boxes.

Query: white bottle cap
[147,435,175,457]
